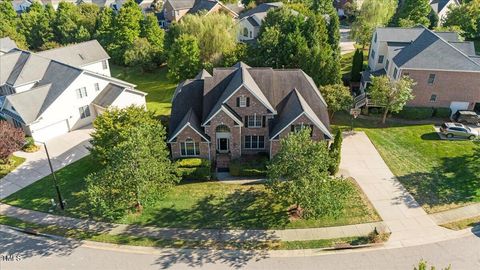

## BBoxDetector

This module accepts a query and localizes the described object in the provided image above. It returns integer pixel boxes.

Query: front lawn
[0,156,26,179]
[3,156,380,229]
[110,65,177,116]
[333,113,480,213]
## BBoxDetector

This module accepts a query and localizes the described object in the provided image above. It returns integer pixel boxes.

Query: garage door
[450,101,470,115]
[32,120,70,142]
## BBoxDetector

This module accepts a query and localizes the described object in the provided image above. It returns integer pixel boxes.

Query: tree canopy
[443,0,480,39]
[319,84,352,120]
[351,0,397,47]
[86,106,179,220]
[254,8,340,86]
[267,128,353,219]
[369,75,416,124]
[0,121,25,163]
[394,0,432,27]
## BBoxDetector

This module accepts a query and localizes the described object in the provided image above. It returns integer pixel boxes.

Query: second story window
[428,74,436,85]
[378,55,384,63]
[76,87,87,99]
[94,83,100,91]
[79,105,91,119]
[237,96,249,107]
[102,60,108,70]
[393,68,398,79]
[245,114,262,128]
[430,94,437,102]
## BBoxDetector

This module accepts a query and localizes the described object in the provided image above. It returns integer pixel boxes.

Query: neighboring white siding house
[430,0,459,24]
[237,2,284,42]
[0,40,147,142]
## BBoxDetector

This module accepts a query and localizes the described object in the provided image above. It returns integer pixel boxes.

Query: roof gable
[37,40,109,67]
[392,29,480,71]
[202,64,276,124]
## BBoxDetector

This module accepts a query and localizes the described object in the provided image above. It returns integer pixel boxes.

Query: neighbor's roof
[92,83,125,108]
[37,40,109,67]
[392,28,480,71]
[167,0,195,10]
[0,37,17,53]
[4,60,83,124]
[430,0,457,14]
[239,2,283,19]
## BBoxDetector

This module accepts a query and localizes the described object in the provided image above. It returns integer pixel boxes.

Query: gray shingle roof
[168,0,195,10]
[375,27,425,43]
[239,2,282,19]
[187,0,217,14]
[449,41,476,56]
[37,40,109,67]
[392,29,480,71]
[203,64,275,123]
[0,37,17,53]
[92,83,125,108]
[169,62,331,141]
[269,89,331,139]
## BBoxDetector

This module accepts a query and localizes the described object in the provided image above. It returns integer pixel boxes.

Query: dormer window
[237,96,249,107]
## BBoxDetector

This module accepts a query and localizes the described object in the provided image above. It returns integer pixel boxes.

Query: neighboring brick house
[168,62,332,168]
[158,0,239,28]
[358,26,480,114]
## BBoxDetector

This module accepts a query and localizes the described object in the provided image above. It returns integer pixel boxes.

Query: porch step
[216,154,231,169]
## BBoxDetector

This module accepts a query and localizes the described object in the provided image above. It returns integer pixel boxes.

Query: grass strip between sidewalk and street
[440,216,480,231]
[0,215,386,250]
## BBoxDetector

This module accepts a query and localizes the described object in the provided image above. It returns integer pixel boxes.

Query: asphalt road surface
[1,226,479,270]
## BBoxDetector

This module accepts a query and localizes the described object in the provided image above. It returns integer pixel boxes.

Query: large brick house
[358,26,480,114]
[168,62,332,168]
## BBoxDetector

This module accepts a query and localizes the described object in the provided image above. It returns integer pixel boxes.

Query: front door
[217,138,229,153]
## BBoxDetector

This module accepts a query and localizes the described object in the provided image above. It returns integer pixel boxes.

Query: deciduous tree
[443,0,480,39]
[167,34,201,81]
[395,0,432,27]
[0,121,25,163]
[369,75,416,124]
[86,107,179,220]
[267,128,353,218]
[319,84,352,120]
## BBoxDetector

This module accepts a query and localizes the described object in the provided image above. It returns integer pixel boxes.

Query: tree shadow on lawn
[396,144,480,212]
[145,186,289,230]
[145,187,285,268]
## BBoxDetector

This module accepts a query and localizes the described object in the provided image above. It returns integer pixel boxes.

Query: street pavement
[340,27,355,55]
[1,225,479,270]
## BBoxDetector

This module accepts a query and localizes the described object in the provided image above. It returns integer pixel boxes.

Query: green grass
[0,156,26,179]
[0,215,382,250]
[3,156,380,230]
[110,65,177,116]
[340,48,369,81]
[333,113,480,213]
[441,216,480,231]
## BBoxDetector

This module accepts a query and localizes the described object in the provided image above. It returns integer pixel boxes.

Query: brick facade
[270,114,325,157]
[402,69,480,109]
[170,126,210,160]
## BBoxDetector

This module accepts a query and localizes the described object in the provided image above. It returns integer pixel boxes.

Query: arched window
[216,125,230,133]
[243,27,249,37]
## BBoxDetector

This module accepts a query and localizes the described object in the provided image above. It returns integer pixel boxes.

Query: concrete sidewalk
[431,203,480,225]
[0,127,92,199]
[339,132,463,247]
[0,203,387,242]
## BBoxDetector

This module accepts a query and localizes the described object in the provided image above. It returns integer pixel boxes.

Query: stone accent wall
[270,114,326,158]
[170,125,210,160]
[224,86,272,156]
[402,69,480,109]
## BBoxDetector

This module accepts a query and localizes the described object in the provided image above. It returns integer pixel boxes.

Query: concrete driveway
[0,126,93,199]
[340,27,355,55]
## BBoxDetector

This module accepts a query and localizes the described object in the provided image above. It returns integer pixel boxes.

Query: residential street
[1,225,479,270]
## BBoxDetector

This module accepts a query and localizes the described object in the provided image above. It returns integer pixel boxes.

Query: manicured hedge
[229,155,268,177]
[433,107,451,119]
[395,107,452,120]
[176,158,211,180]
[394,107,433,120]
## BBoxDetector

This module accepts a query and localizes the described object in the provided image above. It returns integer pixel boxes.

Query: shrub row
[394,107,451,120]
[229,155,268,177]
[176,158,211,180]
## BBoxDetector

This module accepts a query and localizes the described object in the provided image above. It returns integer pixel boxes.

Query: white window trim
[239,95,247,107]
[79,105,90,119]
[247,114,262,128]
[76,87,87,99]
[180,139,200,157]
[244,135,265,149]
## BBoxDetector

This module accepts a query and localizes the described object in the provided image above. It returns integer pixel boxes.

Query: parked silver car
[440,122,479,140]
